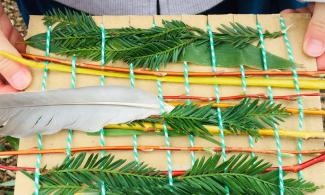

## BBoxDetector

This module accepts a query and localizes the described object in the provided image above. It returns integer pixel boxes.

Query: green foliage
[23,152,170,194]
[157,99,289,144]
[215,22,283,48]
[180,42,295,69]
[177,154,318,195]
[161,103,221,145]
[26,9,294,70]
[221,98,288,136]
[88,99,289,145]
[121,38,193,69]
[23,153,318,194]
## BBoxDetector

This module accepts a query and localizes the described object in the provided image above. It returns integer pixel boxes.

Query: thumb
[303,3,325,57]
[0,31,32,90]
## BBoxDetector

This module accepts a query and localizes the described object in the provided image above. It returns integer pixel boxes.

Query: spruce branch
[26,9,287,70]
[23,153,319,194]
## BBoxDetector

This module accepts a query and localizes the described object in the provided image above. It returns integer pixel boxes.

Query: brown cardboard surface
[14,14,324,194]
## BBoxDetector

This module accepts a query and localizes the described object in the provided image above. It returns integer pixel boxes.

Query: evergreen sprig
[23,152,318,194]
[215,22,283,48]
[141,99,289,145]
[26,9,285,70]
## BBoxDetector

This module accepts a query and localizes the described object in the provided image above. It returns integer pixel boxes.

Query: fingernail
[11,69,31,90]
[305,38,325,57]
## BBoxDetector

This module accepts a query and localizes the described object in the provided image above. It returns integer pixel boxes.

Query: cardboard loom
[14,14,325,194]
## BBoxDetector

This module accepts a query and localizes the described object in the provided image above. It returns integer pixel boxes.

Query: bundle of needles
[22,152,318,194]
[26,9,293,70]
[120,99,289,145]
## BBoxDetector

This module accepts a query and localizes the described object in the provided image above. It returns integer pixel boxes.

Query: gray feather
[0,86,173,138]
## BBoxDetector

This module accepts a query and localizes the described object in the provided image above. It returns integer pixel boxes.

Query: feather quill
[0,86,173,138]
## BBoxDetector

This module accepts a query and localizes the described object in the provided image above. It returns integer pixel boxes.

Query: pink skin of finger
[0,5,31,93]
[282,3,325,70]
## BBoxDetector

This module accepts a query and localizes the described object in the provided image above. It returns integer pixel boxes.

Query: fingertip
[0,32,31,90]
[9,66,32,90]
[303,3,325,58]
[303,37,325,57]
[0,54,32,90]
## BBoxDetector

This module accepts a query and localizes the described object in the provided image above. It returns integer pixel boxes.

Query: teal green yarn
[129,63,135,88]
[256,21,285,195]
[99,23,106,158]
[207,25,227,161]
[239,65,247,95]
[66,55,77,158]
[183,61,191,105]
[34,128,43,194]
[127,36,138,163]
[183,61,196,165]
[34,25,51,195]
[131,134,139,162]
[128,62,139,163]
[99,24,106,87]
[156,73,174,186]
[152,20,173,185]
[279,16,304,179]
[69,55,77,89]
[240,64,255,157]
[256,22,273,100]
[100,22,106,195]
[41,26,51,92]
[207,23,229,195]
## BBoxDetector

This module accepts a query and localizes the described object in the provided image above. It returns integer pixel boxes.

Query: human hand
[303,3,325,70]
[282,3,325,70]
[0,5,31,92]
